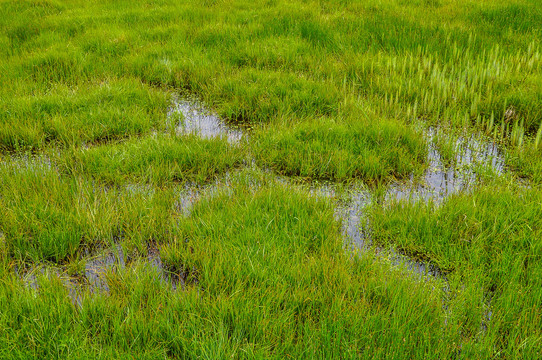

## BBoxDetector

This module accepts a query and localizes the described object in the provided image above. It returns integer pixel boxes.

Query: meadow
[0,0,541,358]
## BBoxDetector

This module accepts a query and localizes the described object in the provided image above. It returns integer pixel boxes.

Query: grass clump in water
[253,117,426,182]
[71,134,245,185]
[0,157,176,262]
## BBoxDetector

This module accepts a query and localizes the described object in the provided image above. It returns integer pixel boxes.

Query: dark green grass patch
[508,145,542,184]
[469,3,542,35]
[253,117,426,182]
[371,184,542,275]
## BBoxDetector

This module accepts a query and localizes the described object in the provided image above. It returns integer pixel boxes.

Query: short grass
[1,0,542,358]
[68,133,246,185]
[253,116,426,182]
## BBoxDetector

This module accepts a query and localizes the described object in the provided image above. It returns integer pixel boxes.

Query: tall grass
[0,177,457,358]
[370,181,542,357]
[0,157,176,262]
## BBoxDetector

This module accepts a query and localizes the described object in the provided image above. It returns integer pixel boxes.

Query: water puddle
[0,153,55,173]
[15,264,83,306]
[308,182,445,281]
[168,97,243,143]
[387,129,505,203]
[8,127,507,305]
[15,241,188,305]
[175,173,235,216]
[309,128,505,282]
[84,244,126,292]
[83,242,190,292]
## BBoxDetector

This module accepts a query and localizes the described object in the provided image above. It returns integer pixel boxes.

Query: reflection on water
[314,129,506,281]
[387,129,505,203]
[169,97,243,143]
[16,242,184,305]
[84,244,126,293]
[12,127,507,298]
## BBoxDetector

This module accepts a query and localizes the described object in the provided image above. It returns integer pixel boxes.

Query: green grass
[253,116,426,182]
[1,0,542,358]
[370,180,542,357]
[0,157,176,262]
[0,78,170,151]
[0,178,455,358]
[67,133,246,185]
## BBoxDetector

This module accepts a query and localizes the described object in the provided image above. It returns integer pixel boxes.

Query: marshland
[1,0,542,358]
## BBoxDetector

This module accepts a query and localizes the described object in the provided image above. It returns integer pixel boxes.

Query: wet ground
[169,96,243,143]
[15,241,188,306]
[387,128,504,203]
[12,97,508,305]
[309,126,506,281]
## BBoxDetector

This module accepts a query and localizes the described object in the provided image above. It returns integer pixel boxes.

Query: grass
[1,0,542,358]
[253,116,426,182]
[0,156,176,262]
[370,180,542,357]
[67,133,246,185]
[0,78,170,151]
[0,177,455,358]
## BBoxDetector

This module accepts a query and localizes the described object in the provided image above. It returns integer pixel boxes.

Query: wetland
[1,0,542,358]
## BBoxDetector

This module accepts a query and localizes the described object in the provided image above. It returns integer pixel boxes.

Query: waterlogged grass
[253,117,426,182]
[508,146,542,184]
[370,182,542,357]
[1,180,456,358]
[0,157,176,262]
[1,0,542,357]
[70,134,245,185]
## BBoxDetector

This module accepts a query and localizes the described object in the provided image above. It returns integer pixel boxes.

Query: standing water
[387,129,505,203]
[169,97,243,143]
[316,128,506,280]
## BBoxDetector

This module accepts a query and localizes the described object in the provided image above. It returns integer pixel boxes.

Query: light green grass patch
[0,78,169,151]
